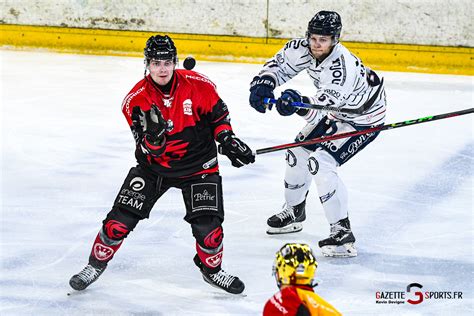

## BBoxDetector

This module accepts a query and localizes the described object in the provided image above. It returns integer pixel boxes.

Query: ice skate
[266,200,306,235]
[69,262,106,291]
[194,255,245,294]
[318,217,357,257]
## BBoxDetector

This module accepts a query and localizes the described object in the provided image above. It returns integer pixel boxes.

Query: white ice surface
[1,50,473,315]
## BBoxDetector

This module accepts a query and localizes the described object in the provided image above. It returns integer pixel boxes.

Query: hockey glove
[132,105,167,143]
[276,89,301,116]
[217,131,255,168]
[249,75,275,113]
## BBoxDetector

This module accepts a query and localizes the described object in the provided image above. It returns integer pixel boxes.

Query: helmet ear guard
[273,243,318,288]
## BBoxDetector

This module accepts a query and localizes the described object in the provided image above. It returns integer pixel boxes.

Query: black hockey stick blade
[255,108,474,155]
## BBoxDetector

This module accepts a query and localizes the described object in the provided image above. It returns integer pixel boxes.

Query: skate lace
[329,223,346,238]
[210,270,235,288]
[276,205,295,221]
[77,264,101,282]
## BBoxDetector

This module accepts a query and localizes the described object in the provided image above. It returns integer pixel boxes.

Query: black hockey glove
[131,105,167,144]
[217,131,255,168]
[249,75,275,113]
[276,89,301,116]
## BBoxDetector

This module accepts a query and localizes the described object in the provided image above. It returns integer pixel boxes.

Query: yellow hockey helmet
[273,243,318,287]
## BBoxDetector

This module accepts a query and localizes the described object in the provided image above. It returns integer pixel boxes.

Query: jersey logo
[122,86,145,116]
[276,53,285,64]
[185,74,216,88]
[183,99,193,115]
[129,177,145,191]
[204,227,223,248]
[163,97,173,108]
[105,220,129,239]
[320,190,336,203]
[154,140,189,168]
[330,56,346,86]
[284,181,305,190]
[93,243,114,261]
[285,150,297,167]
[307,157,319,175]
[205,252,223,268]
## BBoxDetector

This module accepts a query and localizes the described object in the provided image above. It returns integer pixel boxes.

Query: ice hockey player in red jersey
[69,34,255,294]
[264,243,341,315]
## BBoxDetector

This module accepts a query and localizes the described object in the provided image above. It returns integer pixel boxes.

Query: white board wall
[1,0,472,46]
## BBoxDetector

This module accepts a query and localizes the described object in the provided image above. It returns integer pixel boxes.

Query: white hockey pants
[284,146,348,224]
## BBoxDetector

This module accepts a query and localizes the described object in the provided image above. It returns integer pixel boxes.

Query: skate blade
[266,223,303,235]
[321,243,357,257]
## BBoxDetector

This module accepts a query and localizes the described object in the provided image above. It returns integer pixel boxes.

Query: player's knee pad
[308,150,338,184]
[285,148,312,205]
[89,208,140,265]
[285,147,311,186]
[101,208,141,242]
[286,147,310,169]
[191,215,223,249]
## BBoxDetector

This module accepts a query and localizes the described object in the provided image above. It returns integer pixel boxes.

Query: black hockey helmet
[144,35,178,64]
[306,11,342,42]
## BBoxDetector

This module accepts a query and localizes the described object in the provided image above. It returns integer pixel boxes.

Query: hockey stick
[255,108,474,155]
[264,97,363,114]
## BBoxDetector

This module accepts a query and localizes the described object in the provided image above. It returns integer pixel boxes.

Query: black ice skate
[193,255,245,294]
[266,200,306,235]
[69,262,106,291]
[318,217,357,257]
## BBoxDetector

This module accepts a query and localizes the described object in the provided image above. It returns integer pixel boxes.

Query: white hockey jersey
[258,39,386,127]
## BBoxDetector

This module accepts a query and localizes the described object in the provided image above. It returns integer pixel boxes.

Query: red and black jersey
[121,69,232,178]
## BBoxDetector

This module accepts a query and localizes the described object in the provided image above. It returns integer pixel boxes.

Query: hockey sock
[196,242,223,274]
[88,228,123,268]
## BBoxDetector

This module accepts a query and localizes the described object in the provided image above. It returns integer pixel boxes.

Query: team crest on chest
[183,99,193,115]
[163,97,174,108]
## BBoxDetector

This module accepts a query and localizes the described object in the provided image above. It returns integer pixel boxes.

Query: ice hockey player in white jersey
[249,11,386,257]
